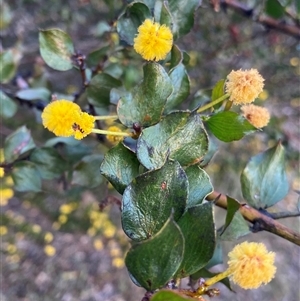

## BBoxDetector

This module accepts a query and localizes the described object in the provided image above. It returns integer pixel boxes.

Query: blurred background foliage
[0,0,299,301]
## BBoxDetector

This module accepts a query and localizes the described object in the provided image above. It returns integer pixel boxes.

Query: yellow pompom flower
[225,69,264,105]
[73,112,96,140]
[42,99,82,137]
[241,104,270,128]
[42,100,131,140]
[228,242,276,289]
[106,126,125,143]
[203,241,276,293]
[134,19,173,61]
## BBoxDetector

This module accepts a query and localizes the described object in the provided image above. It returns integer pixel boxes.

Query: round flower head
[42,100,82,137]
[133,19,173,61]
[106,126,124,143]
[225,69,264,105]
[73,112,95,140]
[241,104,270,128]
[228,242,276,289]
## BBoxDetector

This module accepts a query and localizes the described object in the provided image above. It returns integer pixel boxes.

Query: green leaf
[220,211,250,240]
[86,45,110,67]
[118,62,173,127]
[30,147,67,180]
[100,143,140,194]
[296,0,300,14]
[4,126,36,164]
[211,79,225,110]
[122,160,188,241]
[44,136,80,147]
[154,0,173,28]
[12,161,41,192]
[86,73,122,110]
[167,0,201,39]
[265,0,285,19]
[0,90,17,118]
[151,290,194,301]
[164,63,190,113]
[0,1,13,30]
[125,217,184,291]
[170,44,183,69]
[176,203,215,278]
[16,87,51,102]
[205,239,223,269]
[137,112,209,170]
[0,49,17,83]
[185,165,213,208]
[72,154,103,188]
[39,29,75,71]
[206,111,257,142]
[220,196,240,235]
[117,2,152,45]
[241,142,289,209]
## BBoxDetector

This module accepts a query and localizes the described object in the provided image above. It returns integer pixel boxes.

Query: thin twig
[219,0,300,39]
[207,191,300,246]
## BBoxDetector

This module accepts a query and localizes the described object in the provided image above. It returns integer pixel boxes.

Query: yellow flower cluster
[134,19,173,61]
[203,241,276,293]
[41,100,95,140]
[225,69,264,105]
[228,241,276,289]
[241,104,270,128]
[106,126,124,144]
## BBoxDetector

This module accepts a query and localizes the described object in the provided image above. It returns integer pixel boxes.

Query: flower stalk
[197,93,230,113]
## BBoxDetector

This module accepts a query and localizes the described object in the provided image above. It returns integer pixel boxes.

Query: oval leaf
[12,161,41,192]
[167,0,201,39]
[185,165,213,208]
[117,2,152,45]
[4,126,36,164]
[0,90,17,118]
[122,160,188,241]
[100,143,140,194]
[176,203,216,278]
[164,63,190,113]
[137,111,209,170]
[0,49,17,83]
[206,111,256,142]
[125,217,184,291]
[71,154,103,188]
[30,147,67,180]
[241,142,289,209]
[220,211,250,241]
[39,29,75,71]
[86,73,122,110]
[16,87,51,102]
[117,62,173,127]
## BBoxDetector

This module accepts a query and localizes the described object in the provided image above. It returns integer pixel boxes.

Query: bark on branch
[207,191,300,246]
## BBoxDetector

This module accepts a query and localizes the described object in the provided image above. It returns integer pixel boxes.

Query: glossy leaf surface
[39,29,74,71]
[4,126,36,164]
[100,143,140,194]
[176,203,215,277]
[206,111,256,142]
[241,142,289,209]
[117,62,173,127]
[185,165,213,208]
[137,112,209,169]
[122,160,188,241]
[125,217,184,290]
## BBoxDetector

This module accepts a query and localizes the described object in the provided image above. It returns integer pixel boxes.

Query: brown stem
[270,211,300,220]
[220,0,300,39]
[207,191,300,246]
